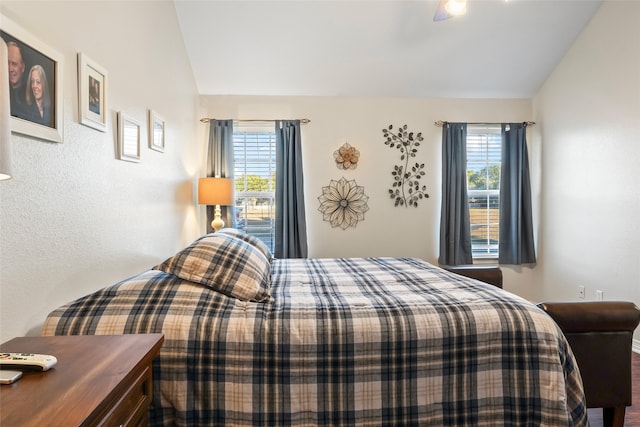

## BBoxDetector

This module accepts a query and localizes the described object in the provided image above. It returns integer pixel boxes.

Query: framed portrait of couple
[1,14,64,143]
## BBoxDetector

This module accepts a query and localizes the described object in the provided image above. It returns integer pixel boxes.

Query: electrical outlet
[578,286,585,299]
[596,290,604,301]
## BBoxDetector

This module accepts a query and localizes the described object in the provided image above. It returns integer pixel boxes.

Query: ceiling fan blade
[433,0,453,22]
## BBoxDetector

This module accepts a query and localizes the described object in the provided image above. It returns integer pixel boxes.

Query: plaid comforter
[42,257,587,426]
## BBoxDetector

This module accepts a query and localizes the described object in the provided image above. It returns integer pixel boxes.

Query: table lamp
[198,177,233,232]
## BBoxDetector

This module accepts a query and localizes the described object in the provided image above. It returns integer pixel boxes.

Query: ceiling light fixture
[434,0,468,22]
[445,0,467,15]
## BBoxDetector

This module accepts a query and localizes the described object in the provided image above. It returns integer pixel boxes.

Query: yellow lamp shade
[198,177,233,206]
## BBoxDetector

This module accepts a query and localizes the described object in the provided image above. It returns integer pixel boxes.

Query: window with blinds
[467,125,501,258]
[233,122,276,252]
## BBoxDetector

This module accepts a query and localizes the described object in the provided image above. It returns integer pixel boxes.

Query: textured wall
[0,1,202,341]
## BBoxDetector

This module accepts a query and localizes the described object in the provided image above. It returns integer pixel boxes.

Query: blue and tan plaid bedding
[42,257,587,426]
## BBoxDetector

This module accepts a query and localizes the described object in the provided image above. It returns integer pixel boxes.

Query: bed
[42,230,588,426]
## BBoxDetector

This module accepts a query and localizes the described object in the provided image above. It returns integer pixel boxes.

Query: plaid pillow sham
[216,228,274,262]
[153,233,271,302]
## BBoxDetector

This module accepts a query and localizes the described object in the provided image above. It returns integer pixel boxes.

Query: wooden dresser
[0,334,163,427]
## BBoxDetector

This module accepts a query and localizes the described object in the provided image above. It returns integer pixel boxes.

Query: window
[466,125,501,258]
[233,122,276,252]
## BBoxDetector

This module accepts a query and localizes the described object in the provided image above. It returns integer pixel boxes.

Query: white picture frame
[148,110,165,152]
[77,53,107,132]
[1,14,64,143]
[117,112,140,163]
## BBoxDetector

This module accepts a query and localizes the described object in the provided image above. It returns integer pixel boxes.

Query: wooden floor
[587,352,640,426]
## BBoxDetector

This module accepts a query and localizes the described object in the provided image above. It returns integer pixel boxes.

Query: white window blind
[467,125,501,258]
[233,122,276,252]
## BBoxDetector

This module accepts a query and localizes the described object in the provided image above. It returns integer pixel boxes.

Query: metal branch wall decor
[334,142,360,170]
[383,124,429,207]
[318,177,369,229]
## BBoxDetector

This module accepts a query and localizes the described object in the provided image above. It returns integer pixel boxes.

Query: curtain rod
[200,118,311,124]
[434,120,535,127]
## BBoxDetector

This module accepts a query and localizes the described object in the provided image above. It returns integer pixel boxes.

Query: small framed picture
[117,112,140,163]
[1,14,64,143]
[77,53,107,132]
[148,110,165,152]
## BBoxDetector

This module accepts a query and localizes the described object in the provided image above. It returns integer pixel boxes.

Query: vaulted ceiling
[174,0,603,98]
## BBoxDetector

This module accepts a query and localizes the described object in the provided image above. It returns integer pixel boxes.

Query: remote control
[0,353,57,371]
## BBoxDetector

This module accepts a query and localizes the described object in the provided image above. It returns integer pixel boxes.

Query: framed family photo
[148,110,165,152]
[1,14,64,143]
[78,53,107,132]
[117,112,141,163]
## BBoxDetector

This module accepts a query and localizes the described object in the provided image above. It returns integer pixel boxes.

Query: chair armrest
[537,301,640,333]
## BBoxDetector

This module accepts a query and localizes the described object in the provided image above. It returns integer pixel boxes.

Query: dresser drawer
[99,366,152,427]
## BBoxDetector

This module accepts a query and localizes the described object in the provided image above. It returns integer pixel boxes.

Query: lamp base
[211,204,225,232]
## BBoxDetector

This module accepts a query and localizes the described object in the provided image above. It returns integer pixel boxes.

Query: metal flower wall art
[334,142,360,170]
[383,124,429,207]
[318,177,369,229]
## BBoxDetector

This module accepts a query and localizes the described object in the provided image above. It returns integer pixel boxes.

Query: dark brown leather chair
[538,301,640,427]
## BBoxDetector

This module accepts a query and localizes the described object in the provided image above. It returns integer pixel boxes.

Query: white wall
[531,2,640,310]
[0,1,202,342]
[201,96,532,263]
